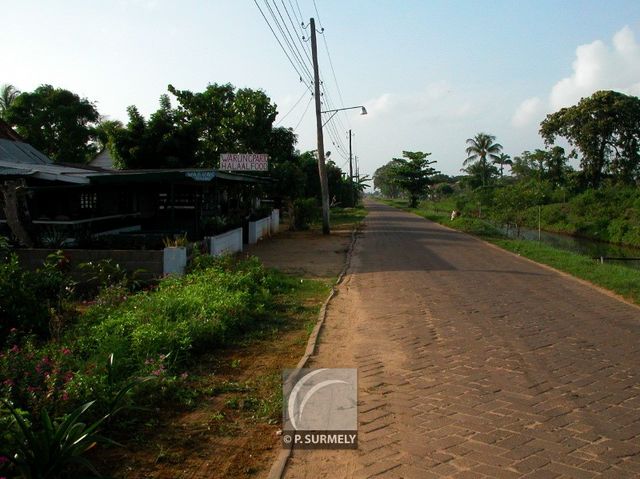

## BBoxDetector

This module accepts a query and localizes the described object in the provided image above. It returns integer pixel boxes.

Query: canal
[501,225,640,270]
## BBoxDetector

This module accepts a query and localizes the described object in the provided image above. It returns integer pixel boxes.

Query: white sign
[220,153,269,171]
[185,171,216,182]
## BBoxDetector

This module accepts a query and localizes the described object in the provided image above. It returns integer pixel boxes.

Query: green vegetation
[5,85,100,164]
[0,252,328,478]
[373,150,440,207]
[540,90,640,187]
[522,187,640,246]
[374,90,640,249]
[493,239,640,304]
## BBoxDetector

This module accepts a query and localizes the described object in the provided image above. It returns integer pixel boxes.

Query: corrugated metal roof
[0,120,22,141]
[0,160,92,184]
[0,139,53,165]
[0,166,34,176]
[89,149,117,170]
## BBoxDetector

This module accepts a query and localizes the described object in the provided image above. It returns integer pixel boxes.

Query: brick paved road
[284,202,640,479]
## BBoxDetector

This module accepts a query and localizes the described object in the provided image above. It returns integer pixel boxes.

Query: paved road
[284,201,640,479]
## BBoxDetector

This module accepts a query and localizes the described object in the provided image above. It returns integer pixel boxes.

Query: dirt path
[283,201,640,478]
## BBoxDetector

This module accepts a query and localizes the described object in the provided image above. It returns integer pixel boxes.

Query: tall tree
[545,146,570,187]
[493,153,512,177]
[540,90,640,187]
[373,162,402,198]
[5,85,100,163]
[168,83,277,167]
[390,151,439,207]
[464,133,503,186]
[0,84,20,119]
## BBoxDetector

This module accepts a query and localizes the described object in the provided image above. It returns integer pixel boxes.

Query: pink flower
[9,345,20,354]
[152,369,163,376]
[180,372,189,379]
[3,379,14,387]
[0,456,8,464]
[61,391,69,401]
[61,347,71,356]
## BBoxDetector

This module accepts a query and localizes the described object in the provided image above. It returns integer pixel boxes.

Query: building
[0,120,270,248]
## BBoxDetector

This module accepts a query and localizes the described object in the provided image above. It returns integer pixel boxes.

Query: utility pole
[348,129,354,206]
[310,17,330,234]
[355,156,360,183]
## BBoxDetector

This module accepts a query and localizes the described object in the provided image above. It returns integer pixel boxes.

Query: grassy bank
[379,198,640,305]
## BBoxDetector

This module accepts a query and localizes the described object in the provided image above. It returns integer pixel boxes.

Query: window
[80,192,97,210]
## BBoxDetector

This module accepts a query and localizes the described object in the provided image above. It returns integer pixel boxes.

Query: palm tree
[0,84,20,119]
[464,132,503,186]
[493,153,512,177]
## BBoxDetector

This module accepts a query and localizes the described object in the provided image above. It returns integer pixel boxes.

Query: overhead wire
[275,88,311,126]
[256,0,354,166]
[263,0,313,84]
[280,0,313,67]
[253,0,312,88]
[293,95,314,131]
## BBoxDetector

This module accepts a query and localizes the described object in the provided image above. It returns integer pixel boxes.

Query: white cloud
[364,81,473,122]
[513,25,640,128]
[512,97,543,127]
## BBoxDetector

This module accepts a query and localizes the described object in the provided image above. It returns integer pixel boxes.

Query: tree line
[373,90,640,243]
[0,82,363,221]
[376,90,640,198]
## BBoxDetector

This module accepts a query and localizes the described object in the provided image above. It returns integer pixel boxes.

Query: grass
[380,197,640,305]
[327,205,368,228]
[493,239,640,303]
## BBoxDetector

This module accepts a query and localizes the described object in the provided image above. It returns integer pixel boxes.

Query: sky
[3,0,640,179]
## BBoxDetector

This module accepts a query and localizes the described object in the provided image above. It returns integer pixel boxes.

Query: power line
[312,0,352,133]
[275,88,311,126]
[312,0,323,28]
[263,0,313,84]
[293,0,305,28]
[280,0,313,67]
[293,95,314,131]
[253,0,312,87]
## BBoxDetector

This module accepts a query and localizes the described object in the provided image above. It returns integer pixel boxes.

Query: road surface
[284,201,640,478]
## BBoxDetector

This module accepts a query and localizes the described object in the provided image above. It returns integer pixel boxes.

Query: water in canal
[501,225,640,270]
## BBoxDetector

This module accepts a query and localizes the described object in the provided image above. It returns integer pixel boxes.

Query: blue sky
[3,1,640,177]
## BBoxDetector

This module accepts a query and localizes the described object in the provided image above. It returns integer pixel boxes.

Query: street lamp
[321,106,367,127]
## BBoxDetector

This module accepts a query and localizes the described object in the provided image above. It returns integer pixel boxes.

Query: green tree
[390,151,439,207]
[540,90,640,187]
[493,153,512,177]
[373,162,402,198]
[0,84,20,120]
[545,146,571,187]
[463,133,503,186]
[492,181,541,237]
[5,85,100,163]
[109,97,199,169]
[168,83,277,167]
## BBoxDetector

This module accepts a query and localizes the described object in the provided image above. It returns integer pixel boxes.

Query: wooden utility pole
[348,129,354,206]
[310,17,330,234]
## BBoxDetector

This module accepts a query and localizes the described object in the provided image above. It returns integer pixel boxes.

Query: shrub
[0,256,50,342]
[74,257,276,381]
[0,335,77,418]
[293,198,319,230]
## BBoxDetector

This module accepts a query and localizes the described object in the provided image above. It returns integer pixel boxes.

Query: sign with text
[220,153,269,171]
[282,368,358,449]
